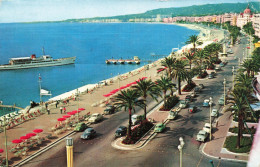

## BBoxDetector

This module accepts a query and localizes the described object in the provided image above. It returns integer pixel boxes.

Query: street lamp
[66,137,73,167]
[209,97,213,140]
[178,137,185,167]
[232,66,235,89]
[223,78,226,106]
[3,117,8,167]
[238,58,240,66]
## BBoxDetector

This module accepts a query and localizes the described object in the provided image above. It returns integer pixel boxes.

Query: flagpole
[39,74,42,103]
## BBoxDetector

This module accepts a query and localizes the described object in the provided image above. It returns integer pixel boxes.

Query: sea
[0,22,198,116]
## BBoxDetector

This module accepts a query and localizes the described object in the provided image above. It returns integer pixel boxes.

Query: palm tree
[184,69,196,86]
[132,79,161,119]
[194,49,208,77]
[241,59,255,77]
[114,89,145,138]
[184,52,195,70]
[172,60,187,95]
[156,76,175,107]
[235,73,253,94]
[158,57,176,79]
[186,35,202,53]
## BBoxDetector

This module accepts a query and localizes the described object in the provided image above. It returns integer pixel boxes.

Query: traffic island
[223,136,252,153]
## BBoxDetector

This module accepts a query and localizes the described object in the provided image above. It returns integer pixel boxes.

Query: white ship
[0,54,76,70]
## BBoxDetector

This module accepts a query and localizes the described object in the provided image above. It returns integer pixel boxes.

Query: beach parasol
[63,115,71,118]
[20,135,31,140]
[0,149,4,153]
[78,108,85,111]
[67,112,75,115]
[26,133,36,137]
[12,139,23,144]
[57,118,66,122]
[33,129,43,133]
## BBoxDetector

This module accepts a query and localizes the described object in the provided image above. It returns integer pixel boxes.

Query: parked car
[211,109,219,117]
[198,84,205,89]
[167,110,178,120]
[115,126,127,138]
[215,66,221,71]
[208,74,213,79]
[74,122,88,132]
[179,100,188,109]
[80,128,96,139]
[194,87,201,93]
[131,114,142,125]
[104,105,116,115]
[203,99,210,107]
[190,92,196,98]
[203,123,212,133]
[218,95,225,105]
[185,95,192,102]
[210,72,216,77]
[196,130,209,142]
[154,123,166,133]
[227,50,233,54]
[188,106,197,113]
[219,62,225,67]
[88,113,103,123]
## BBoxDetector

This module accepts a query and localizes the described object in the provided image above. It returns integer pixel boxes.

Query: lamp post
[209,97,213,140]
[178,137,185,167]
[223,78,226,106]
[66,137,73,167]
[3,117,8,167]
[238,58,240,66]
[232,66,235,89]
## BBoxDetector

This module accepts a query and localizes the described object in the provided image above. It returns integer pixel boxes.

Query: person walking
[55,101,58,108]
[60,107,63,114]
[63,107,66,114]
[47,106,50,115]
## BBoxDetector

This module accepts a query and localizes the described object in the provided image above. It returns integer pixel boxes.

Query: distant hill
[64,2,260,22]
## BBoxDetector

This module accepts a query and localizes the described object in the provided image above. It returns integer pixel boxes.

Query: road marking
[196,155,204,167]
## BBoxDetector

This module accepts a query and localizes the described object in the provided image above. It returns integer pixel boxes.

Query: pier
[105,56,140,65]
[0,104,24,111]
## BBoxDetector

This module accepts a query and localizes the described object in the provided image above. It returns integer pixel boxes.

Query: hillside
[64,2,260,22]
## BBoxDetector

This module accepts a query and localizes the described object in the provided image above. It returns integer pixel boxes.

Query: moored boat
[0,54,76,70]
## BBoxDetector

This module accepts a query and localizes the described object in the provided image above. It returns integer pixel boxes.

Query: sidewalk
[201,105,249,162]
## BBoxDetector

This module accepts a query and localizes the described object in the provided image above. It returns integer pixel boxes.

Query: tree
[243,22,255,36]
[240,59,255,77]
[158,57,176,79]
[184,51,195,70]
[156,76,175,107]
[186,35,202,53]
[204,43,222,62]
[132,79,161,119]
[172,60,187,95]
[114,89,145,138]
[184,69,196,86]
[194,49,208,76]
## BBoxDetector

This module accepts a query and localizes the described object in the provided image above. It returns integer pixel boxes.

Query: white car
[203,123,212,133]
[196,130,208,142]
[88,113,103,123]
[167,110,178,120]
[131,114,142,125]
[179,100,188,109]
[211,109,218,117]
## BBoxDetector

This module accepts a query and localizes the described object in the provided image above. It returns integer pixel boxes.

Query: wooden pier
[0,104,24,111]
[105,56,140,65]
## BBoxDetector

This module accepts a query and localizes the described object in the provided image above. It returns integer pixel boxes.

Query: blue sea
[0,22,198,115]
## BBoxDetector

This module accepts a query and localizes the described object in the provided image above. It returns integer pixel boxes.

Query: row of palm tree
[227,47,260,149]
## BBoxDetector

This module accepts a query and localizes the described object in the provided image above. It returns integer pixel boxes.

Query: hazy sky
[0,0,258,23]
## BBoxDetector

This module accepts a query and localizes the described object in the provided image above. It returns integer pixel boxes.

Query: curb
[13,131,76,167]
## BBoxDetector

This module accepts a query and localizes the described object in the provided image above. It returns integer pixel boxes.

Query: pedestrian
[45,102,48,109]
[67,99,69,104]
[60,107,63,114]
[216,119,219,127]
[47,107,50,115]
[55,101,58,108]
[63,107,66,114]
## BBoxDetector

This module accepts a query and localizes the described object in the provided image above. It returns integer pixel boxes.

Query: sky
[0,0,258,23]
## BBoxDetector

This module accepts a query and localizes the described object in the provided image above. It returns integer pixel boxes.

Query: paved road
[22,36,249,167]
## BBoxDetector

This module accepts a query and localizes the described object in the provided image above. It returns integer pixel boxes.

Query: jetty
[105,56,140,64]
[0,104,24,111]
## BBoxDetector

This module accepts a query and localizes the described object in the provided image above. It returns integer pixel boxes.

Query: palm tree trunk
[236,112,243,149]
[128,108,132,138]
[178,77,181,95]
[163,91,166,107]
[189,61,192,70]
[144,98,147,119]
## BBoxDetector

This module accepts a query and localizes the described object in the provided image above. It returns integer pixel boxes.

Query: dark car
[185,95,192,102]
[104,105,116,115]
[74,123,88,132]
[194,87,201,93]
[115,126,127,138]
[81,128,96,139]
[188,106,197,113]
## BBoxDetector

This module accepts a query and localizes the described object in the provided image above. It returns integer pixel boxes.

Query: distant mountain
[64,2,260,22]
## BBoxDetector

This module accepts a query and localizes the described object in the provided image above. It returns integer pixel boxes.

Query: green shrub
[163,95,179,110]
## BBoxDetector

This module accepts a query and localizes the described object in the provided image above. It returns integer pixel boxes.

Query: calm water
[0,22,198,114]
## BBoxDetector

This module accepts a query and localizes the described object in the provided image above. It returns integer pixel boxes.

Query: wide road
[22,36,249,167]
